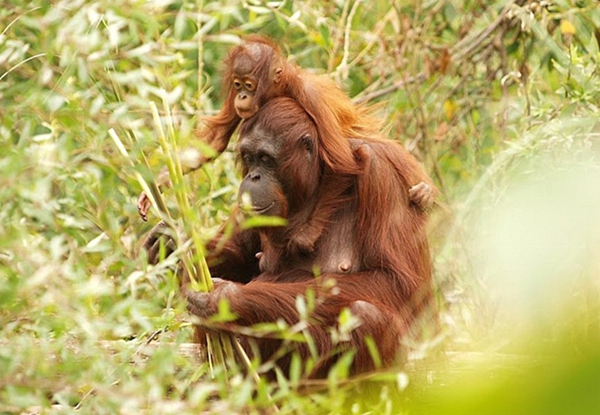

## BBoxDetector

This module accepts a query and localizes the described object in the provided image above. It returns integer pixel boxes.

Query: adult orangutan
[137,36,436,222]
[144,97,437,378]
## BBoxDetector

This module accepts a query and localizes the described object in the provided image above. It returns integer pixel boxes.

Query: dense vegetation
[1,1,599,413]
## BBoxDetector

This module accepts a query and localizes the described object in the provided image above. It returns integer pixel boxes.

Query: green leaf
[241,215,287,229]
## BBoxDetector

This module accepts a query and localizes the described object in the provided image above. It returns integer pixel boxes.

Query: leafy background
[1,0,600,414]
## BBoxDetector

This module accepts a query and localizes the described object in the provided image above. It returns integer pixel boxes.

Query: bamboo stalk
[149,98,278,409]
[111,94,277,410]
[148,100,234,374]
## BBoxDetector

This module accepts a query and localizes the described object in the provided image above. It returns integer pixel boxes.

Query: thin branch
[327,0,352,72]
[450,1,515,62]
[0,53,46,82]
[196,0,205,129]
[1,6,41,37]
[353,1,516,104]
[354,73,427,104]
[335,0,363,81]
[347,9,394,69]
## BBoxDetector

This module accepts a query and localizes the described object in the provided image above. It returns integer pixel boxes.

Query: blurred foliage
[1,0,600,413]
